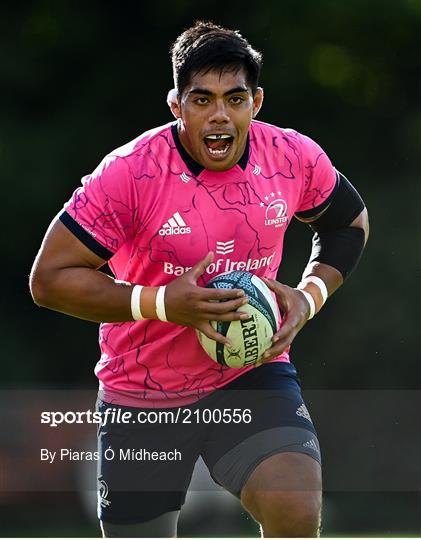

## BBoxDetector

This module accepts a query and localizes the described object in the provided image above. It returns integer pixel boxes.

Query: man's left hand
[257,278,311,365]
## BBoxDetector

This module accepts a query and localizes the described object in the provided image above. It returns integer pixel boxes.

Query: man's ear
[167,89,181,119]
[252,87,264,118]
[170,100,181,119]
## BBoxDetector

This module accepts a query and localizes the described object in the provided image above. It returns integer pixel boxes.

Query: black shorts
[97,362,320,524]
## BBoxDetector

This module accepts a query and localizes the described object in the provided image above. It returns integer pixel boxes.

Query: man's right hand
[165,252,249,346]
[30,219,247,344]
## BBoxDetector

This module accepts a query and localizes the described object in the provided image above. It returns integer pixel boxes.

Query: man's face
[172,68,263,171]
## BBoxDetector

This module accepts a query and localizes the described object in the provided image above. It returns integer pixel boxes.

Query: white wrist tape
[299,290,316,320]
[155,286,168,322]
[300,276,329,305]
[131,285,144,320]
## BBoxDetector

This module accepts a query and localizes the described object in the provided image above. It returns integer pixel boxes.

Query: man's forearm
[301,260,342,297]
[31,266,132,322]
[30,266,159,323]
[297,209,369,313]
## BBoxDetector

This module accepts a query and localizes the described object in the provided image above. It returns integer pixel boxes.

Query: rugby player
[30,21,369,538]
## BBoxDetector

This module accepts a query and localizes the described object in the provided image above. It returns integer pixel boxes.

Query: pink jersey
[61,120,337,407]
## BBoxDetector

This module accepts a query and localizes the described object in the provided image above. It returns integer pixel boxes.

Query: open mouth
[203,134,234,158]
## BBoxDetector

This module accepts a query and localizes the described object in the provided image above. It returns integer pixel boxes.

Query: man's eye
[230,96,245,104]
[194,97,209,105]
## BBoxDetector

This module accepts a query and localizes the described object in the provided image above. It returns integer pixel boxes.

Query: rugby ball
[196,271,279,368]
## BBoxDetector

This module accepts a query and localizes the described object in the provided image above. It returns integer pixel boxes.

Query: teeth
[208,144,230,155]
[205,134,232,140]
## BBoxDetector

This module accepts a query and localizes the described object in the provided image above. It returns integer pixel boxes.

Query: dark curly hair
[171,21,263,96]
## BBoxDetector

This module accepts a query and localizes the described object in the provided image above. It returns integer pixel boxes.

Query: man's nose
[208,100,230,123]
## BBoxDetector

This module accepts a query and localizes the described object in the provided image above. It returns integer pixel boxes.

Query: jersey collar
[171,122,250,177]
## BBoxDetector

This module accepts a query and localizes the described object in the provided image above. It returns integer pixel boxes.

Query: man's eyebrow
[188,86,249,96]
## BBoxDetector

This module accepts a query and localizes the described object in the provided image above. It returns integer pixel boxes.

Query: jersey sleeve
[60,155,138,259]
[294,134,338,219]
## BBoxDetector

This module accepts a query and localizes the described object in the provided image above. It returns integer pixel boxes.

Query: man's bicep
[296,174,368,280]
[295,172,365,231]
[35,217,108,272]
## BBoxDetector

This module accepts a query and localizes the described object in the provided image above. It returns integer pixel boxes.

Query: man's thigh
[241,451,322,503]
[200,362,321,497]
[96,399,203,525]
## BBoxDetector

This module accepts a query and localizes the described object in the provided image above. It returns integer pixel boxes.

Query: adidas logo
[296,404,312,421]
[158,212,191,236]
[303,439,318,452]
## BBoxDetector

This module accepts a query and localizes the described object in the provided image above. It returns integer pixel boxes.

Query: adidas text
[159,226,191,236]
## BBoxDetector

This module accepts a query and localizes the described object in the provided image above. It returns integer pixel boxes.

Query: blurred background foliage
[1,0,420,536]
